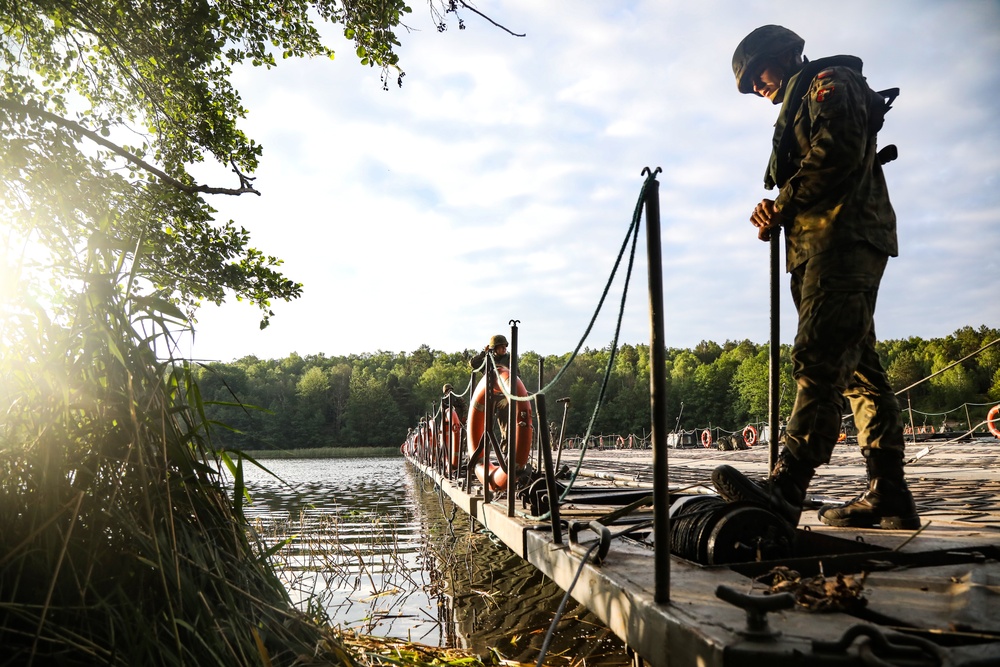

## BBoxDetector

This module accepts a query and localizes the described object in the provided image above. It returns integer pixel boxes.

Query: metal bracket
[715,585,794,641]
[568,520,612,564]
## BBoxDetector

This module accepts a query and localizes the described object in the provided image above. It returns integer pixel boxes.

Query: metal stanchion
[507,320,520,518]
[768,228,781,476]
[535,394,562,544]
[642,167,670,604]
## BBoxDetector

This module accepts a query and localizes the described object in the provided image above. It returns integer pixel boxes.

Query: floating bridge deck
[406,439,1000,667]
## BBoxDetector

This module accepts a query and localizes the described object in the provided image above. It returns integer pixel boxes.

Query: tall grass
[0,245,342,665]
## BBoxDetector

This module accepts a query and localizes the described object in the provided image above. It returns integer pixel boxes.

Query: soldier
[469,333,512,439]
[442,383,467,425]
[469,334,510,371]
[712,25,919,530]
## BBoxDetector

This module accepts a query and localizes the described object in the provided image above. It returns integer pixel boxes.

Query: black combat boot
[818,448,920,529]
[711,449,816,526]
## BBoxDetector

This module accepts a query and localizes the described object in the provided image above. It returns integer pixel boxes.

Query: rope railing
[455,172,656,508]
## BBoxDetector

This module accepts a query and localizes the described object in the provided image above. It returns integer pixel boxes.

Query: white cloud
[183,0,1000,362]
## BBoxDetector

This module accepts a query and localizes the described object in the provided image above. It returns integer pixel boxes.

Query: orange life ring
[838,431,847,442]
[742,425,757,448]
[443,407,463,468]
[701,429,712,448]
[988,404,1000,439]
[466,367,533,491]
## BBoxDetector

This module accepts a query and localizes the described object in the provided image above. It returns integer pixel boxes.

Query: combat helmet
[732,25,805,94]
[489,334,508,348]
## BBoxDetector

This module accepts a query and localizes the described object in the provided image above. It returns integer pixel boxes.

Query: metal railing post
[535,394,562,544]
[483,360,493,507]
[768,229,781,475]
[642,168,670,603]
[507,320,520,517]
[465,370,476,493]
[537,357,544,472]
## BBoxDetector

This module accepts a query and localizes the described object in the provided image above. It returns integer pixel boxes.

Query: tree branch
[455,1,525,37]
[0,98,261,196]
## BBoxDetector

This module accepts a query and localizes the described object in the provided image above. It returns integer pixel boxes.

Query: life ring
[988,404,1000,439]
[742,425,757,448]
[467,366,533,491]
[701,429,712,448]
[443,407,463,468]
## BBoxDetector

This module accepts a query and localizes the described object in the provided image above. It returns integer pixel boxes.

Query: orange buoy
[987,404,1000,439]
[701,429,712,448]
[466,367,533,491]
[742,425,758,448]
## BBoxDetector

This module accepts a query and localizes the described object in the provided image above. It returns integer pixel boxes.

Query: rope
[534,540,601,667]
[893,337,1000,395]
[504,173,653,515]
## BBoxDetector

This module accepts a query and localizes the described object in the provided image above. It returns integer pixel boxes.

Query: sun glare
[0,224,50,304]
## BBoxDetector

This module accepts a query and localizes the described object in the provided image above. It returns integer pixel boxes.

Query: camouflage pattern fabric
[784,242,905,466]
[469,349,511,370]
[769,58,897,272]
[765,55,905,466]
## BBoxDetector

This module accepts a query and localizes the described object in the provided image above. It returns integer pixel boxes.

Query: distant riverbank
[240,446,402,459]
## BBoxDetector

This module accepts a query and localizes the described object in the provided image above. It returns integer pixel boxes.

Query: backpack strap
[873,88,900,165]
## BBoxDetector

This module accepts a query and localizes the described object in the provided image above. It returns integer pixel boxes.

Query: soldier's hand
[750,199,782,242]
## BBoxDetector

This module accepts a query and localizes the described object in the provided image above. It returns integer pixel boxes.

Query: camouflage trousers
[785,242,905,466]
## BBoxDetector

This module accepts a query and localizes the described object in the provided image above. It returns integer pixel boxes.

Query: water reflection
[240,457,629,665]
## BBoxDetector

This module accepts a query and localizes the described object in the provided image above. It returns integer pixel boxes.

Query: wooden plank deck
[407,439,1000,667]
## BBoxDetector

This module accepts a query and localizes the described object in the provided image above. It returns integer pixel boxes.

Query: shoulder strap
[767,56,864,188]
[872,88,900,165]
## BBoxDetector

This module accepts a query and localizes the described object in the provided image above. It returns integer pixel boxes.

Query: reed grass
[0,248,343,665]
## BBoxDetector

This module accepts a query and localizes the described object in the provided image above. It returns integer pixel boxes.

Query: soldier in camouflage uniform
[469,334,510,371]
[711,25,919,530]
[469,334,511,437]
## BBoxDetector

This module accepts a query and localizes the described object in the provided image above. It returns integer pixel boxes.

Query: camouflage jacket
[767,55,897,271]
[469,349,510,371]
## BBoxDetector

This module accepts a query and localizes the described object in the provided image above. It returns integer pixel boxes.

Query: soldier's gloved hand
[750,198,785,242]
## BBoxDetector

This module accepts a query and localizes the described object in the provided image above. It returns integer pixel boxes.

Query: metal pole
[465,370,477,494]
[439,399,447,477]
[535,394,562,544]
[537,357,544,472]
[507,320,520,517]
[768,228,781,476]
[907,391,916,446]
[555,397,570,471]
[445,394,454,479]
[642,168,670,604]
[483,362,493,507]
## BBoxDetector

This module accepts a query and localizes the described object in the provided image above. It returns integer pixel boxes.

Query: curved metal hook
[508,319,520,326]
[641,166,663,177]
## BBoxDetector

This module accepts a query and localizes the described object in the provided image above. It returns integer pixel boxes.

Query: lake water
[239,456,630,666]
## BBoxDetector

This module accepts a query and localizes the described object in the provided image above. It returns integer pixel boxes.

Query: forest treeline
[194,325,1000,450]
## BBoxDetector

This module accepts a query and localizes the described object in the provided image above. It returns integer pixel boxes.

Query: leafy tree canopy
[0,0,433,333]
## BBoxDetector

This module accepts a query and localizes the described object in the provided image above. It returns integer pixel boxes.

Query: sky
[182,0,1000,363]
